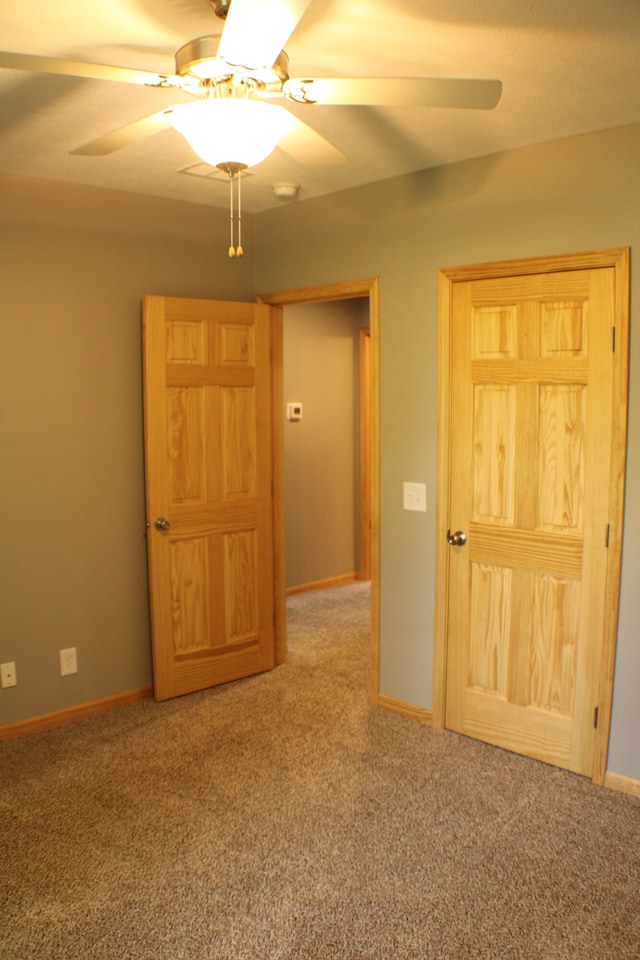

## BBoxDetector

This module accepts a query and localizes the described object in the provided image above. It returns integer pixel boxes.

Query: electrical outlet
[59,647,78,677]
[1,662,17,688]
[286,402,303,422]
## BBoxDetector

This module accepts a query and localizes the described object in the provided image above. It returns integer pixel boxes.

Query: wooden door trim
[359,327,372,581]
[432,249,630,786]
[267,303,287,666]
[258,279,381,704]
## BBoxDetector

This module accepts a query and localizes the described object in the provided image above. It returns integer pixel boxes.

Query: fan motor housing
[175,35,289,90]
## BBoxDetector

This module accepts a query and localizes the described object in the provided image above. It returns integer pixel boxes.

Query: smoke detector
[272,182,300,200]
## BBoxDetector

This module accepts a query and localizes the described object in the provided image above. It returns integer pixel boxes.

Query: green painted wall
[283,299,367,588]
[1,123,639,783]
[0,175,255,724]
[254,124,640,781]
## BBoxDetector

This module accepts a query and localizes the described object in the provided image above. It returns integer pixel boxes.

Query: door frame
[431,249,630,785]
[359,326,372,581]
[259,279,381,705]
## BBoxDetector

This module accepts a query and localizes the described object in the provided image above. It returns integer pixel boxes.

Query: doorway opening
[259,279,380,705]
[282,298,370,595]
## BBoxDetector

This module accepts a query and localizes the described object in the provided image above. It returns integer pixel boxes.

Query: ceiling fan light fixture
[169,97,295,169]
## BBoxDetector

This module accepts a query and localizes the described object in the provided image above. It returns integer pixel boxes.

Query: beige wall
[0,174,255,724]
[283,299,367,588]
[254,124,640,782]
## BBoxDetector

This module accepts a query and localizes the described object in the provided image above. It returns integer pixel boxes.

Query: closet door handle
[154,517,171,532]
[447,530,467,546]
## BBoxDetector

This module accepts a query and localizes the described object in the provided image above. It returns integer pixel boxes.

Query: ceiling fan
[0,0,502,170]
[0,0,501,255]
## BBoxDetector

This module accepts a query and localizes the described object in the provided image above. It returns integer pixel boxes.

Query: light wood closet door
[445,267,615,777]
[143,296,275,701]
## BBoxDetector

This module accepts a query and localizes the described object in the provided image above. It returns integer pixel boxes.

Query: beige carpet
[1,582,639,960]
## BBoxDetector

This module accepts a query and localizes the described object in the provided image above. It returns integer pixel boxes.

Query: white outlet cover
[403,481,427,512]
[1,662,17,688]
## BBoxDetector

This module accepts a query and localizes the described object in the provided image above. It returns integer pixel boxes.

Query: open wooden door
[143,296,276,701]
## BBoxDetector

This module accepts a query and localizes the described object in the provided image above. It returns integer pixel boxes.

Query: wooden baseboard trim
[377,693,432,726]
[0,685,154,741]
[286,572,357,596]
[604,770,640,799]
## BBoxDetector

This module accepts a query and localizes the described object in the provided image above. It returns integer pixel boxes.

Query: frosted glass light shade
[170,98,295,169]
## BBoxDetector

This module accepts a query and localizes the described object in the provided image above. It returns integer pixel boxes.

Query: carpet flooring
[1,582,639,960]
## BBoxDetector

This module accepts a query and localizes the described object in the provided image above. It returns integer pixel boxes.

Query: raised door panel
[221,387,256,498]
[468,562,511,697]
[169,536,212,654]
[223,530,259,644]
[472,384,515,525]
[530,574,579,716]
[538,385,585,532]
[167,386,207,505]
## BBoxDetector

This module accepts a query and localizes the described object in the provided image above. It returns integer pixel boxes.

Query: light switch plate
[403,481,427,512]
[59,647,78,677]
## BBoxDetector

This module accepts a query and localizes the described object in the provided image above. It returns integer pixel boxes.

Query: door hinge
[611,327,616,352]
[605,523,610,548]
[594,706,599,730]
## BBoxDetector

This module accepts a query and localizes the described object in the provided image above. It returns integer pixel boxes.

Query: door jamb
[259,279,381,705]
[431,249,630,786]
[359,326,372,581]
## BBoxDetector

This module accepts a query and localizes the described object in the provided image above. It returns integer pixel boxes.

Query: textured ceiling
[1,0,639,212]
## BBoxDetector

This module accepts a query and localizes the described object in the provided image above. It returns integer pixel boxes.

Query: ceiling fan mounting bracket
[216,160,247,176]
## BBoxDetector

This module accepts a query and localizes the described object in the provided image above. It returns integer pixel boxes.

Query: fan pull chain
[236,169,243,258]
[226,169,244,259]
[228,171,235,258]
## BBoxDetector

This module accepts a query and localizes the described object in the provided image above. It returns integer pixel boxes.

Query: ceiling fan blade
[217,0,312,70]
[277,115,347,169]
[69,110,176,156]
[0,50,176,88]
[284,77,502,110]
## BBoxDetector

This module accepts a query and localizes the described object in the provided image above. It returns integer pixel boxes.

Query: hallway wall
[283,299,368,588]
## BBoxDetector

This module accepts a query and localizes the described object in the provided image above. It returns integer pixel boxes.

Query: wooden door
[143,296,276,701]
[440,254,628,779]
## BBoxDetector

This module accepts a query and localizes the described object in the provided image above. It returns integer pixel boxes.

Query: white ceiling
[1,0,639,213]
